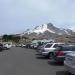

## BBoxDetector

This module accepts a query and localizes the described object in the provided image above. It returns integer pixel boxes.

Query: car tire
[48,52,53,59]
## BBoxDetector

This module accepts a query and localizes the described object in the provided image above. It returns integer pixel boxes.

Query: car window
[53,44,58,48]
[62,47,72,51]
[45,44,52,48]
[54,44,64,48]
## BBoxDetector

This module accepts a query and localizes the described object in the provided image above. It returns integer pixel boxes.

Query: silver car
[39,43,64,58]
[64,52,75,74]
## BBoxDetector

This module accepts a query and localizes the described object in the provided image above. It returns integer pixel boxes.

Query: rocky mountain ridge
[21,23,75,36]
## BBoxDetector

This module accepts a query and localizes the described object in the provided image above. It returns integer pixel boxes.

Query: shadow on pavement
[56,71,73,75]
[35,53,42,56]
[36,56,48,60]
[48,60,64,66]
[0,50,4,52]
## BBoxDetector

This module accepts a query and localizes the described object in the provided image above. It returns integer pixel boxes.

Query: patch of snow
[63,29,70,35]
[60,28,71,35]
[47,29,55,33]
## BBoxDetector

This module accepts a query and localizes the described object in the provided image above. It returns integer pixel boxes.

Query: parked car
[16,44,20,47]
[64,52,75,74]
[39,43,64,58]
[18,44,22,47]
[51,45,75,63]
[30,44,34,49]
[33,43,39,49]
[25,44,31,48]
[21,44,26,48]
[37,43,47,52]
[31,42,44,49]
[3,43,12,49]
[0,43,4,51]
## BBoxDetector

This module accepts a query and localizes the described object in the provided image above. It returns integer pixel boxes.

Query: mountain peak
[47,23,54,27]
[22,23,75,36]
[33,23,56,34]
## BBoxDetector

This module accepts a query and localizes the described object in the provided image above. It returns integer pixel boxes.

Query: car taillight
[56,50,64,56]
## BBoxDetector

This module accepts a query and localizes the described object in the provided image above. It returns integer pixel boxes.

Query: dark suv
[0,43,4,51]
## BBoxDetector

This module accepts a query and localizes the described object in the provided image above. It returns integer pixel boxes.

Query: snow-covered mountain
[22,23,75,36]
[33,23,55,34]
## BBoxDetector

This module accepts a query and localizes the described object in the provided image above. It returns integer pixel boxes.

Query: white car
[64,52,75,74]
[21,44,26,48]
[40,43,64,58]
[4,43,12,49]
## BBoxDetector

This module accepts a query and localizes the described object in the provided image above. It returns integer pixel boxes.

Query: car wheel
[48,52,53,59]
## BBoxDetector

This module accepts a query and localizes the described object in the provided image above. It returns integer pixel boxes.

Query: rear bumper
[42,52,49,56]
[64,61,75,74]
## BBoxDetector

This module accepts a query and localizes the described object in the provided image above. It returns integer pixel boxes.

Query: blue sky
[0,0,75,34]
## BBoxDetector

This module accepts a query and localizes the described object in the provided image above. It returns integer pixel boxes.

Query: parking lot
[0,47,72,75]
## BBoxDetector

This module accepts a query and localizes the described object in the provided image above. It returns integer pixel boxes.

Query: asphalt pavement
[0,47,72,75]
